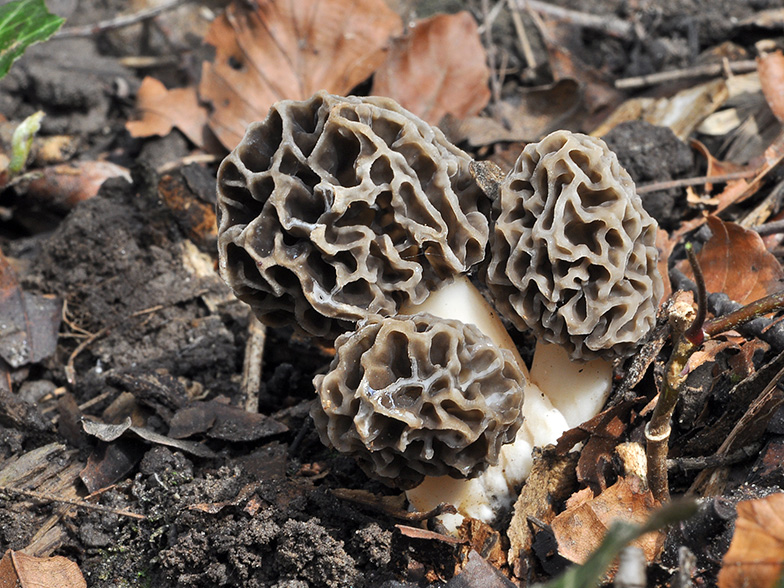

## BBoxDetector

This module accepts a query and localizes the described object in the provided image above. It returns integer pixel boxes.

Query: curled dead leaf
[0,550,86,588]
[371,11,490,124]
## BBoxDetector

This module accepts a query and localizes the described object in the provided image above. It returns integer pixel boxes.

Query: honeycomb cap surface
[216,91,490,338]
[311,314,526,488]
[487,130,663,361]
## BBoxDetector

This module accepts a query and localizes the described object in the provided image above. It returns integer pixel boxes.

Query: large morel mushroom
[216,91,490,339]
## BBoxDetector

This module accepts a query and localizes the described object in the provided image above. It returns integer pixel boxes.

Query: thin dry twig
[615,59,757,90]
[54,0,191,39]
[156,154,221,175]
[636,170,760,194]
[513,0,635,40]
[507,0,537,69]
[0,486,146,520]
[667,442,762,472]
[481,0,503,103]
[753,219,784,236]
[241,315,267,414]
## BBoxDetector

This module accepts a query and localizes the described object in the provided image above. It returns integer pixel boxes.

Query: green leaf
[0,0,65,79]
[537,499,699,588]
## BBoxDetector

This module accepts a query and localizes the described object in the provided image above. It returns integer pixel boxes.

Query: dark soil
[1,0,783,586]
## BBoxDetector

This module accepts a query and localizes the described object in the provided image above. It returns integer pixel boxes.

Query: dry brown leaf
[24,161,131,210]
[551,477,664,569]
[126,76,209,147]
[199,0,403,150]
[718,492,784,588]
[0,549,86,588]
[370,11,490,124]
[759,50,784,122]
[681,216,784,305]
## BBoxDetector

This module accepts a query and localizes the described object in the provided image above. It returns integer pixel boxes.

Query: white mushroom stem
[400,276,613,532]
[400,274,529,378]
[529,341,613,430]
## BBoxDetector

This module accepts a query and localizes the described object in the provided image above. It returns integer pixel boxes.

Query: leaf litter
[4,0,784,587]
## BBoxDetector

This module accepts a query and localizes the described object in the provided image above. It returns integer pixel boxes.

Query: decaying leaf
[758,50,784,123]
[507,450,578,580]
[23,160,131,211]
[126,76,210,148]
[681,216,784,304]
[556,402,635,492]
[441,79,581,147]
[158,172,217,249]
[199,0,403,149]
[718,492,784,588]
[446,550,517,588]
[81,416,217,458]
[0,549,86,588]
[551,477,665,570]
[168,400,288,442]
[593,78,729,140]
[690,138,746,191]
[370,11,489,124]
[0,251,61,368]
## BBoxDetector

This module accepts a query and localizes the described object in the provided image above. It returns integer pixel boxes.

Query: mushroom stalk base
[405,382,568,531]
[403,287,614,531]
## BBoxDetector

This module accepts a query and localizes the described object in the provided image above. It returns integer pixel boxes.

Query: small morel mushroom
[216,91,490,339]
[487,129,662,361]
[311,313,527,489]
[486,130,663,426]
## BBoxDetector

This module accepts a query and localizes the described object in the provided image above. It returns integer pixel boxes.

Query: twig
[512,0,634,40]
[507,0,537,69]
[752,218,784,236]
[0,486,145,520]
[481,0,503,104]
[53,0,190,39]
[241,315,267,414]
[119,55,181,69]
[667,442,762,472]
[705,290,784,337]
[646,249,708,502]
[615,60,757,90]
[65,327,108,387]
[65,305,164,386]
[636,170,759,194]
[156,154,221,175]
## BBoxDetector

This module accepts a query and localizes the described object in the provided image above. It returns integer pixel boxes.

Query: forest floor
[1,0,784,586]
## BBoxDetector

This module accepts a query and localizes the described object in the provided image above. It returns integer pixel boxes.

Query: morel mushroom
[311,313,527,490]
[487,130,663,426]
[216,91,490,339]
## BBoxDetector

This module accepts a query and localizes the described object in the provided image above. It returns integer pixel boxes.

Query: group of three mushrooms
[215,91,663,530]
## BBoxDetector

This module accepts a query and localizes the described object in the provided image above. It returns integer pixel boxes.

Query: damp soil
[0,0,782,587]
